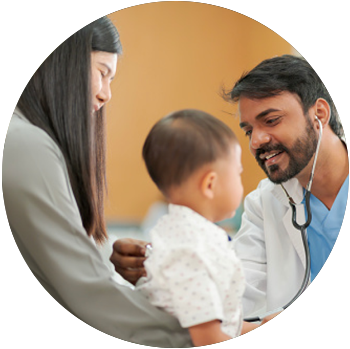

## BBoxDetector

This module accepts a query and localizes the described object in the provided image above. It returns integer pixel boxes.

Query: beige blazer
[3,108,192,347]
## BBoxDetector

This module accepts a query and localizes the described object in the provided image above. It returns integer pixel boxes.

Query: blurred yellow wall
[105,2,293,223]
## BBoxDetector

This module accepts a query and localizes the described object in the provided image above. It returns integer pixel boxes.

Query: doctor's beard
[256,117,318,184]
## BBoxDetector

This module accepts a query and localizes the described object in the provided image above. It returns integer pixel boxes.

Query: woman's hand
[110,238,149,285]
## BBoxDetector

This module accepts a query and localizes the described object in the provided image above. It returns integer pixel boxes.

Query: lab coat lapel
[274,179,307,267]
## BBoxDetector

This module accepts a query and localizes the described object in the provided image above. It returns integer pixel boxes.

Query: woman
[3,16,191,347]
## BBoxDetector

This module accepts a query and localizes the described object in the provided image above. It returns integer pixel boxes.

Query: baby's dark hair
[142,109,238,195]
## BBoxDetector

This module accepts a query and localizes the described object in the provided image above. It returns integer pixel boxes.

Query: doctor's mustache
[255,144,289,166]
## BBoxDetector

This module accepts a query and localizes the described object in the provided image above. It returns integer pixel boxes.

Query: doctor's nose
[250,129,271,151]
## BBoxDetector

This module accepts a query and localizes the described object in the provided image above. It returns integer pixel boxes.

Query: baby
[137,109,245,346]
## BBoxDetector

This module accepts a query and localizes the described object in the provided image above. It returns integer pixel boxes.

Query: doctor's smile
[238,91,321,185]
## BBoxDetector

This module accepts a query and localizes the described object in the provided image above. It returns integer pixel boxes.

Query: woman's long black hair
[17,16,122,244]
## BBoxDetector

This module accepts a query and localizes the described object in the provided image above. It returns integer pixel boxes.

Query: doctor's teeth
[266,153,276,160]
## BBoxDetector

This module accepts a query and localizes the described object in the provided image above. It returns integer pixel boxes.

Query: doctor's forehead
[238,92,302,124]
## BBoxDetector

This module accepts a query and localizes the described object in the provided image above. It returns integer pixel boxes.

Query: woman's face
[91,51,118,113]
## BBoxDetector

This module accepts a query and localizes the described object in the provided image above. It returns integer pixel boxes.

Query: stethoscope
[144,116,323,323]
[244,115,323,322]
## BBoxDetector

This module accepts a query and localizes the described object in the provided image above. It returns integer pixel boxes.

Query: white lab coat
[233,177,307,318]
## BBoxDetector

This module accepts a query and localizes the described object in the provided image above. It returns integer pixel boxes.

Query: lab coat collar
[272,178,304,207]
[272,178,307,267]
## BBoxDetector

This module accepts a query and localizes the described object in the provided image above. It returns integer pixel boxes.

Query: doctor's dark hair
[143,109,238,196]
[226,55,343,139]
[17,16,122,244]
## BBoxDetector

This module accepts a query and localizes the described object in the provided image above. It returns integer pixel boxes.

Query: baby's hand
[110,238,149,285]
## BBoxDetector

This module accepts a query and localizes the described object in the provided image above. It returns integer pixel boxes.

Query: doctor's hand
[110,238,149,285]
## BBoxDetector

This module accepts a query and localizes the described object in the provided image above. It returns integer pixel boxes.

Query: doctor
[111,55,349,329]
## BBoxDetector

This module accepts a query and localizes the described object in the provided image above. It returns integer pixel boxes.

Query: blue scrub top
[304,175,349,281]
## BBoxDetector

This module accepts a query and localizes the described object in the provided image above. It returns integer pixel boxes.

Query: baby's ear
[200,171,217,199]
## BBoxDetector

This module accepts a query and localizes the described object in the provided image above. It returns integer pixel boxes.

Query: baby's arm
[188,320,231,346]
[241,311,282,335]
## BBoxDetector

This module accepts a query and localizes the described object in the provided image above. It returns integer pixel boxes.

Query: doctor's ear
[201,171,217,199]
[313,98,331,128]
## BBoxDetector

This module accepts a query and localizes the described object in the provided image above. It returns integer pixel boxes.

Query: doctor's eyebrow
[239,108,281,129]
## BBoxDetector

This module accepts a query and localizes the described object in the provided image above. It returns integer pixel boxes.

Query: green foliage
[1,277,325,349]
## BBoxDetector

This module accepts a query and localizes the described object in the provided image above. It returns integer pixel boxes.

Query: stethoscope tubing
[244,116,322,323]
